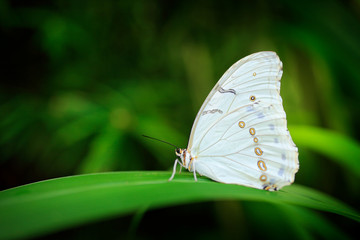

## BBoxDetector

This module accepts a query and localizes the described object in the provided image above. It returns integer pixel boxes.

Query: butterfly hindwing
[188,51,299,190]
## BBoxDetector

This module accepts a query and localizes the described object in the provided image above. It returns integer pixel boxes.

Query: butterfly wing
[188,51,299,190]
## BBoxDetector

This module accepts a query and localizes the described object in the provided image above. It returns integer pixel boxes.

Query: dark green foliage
[0,0,359,239]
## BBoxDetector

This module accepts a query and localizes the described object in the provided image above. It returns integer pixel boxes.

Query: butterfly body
[169,51,299,191]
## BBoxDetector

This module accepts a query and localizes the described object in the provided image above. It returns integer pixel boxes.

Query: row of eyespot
[252,72,276,186]
[253,71,279,190]
[238,119,268,182]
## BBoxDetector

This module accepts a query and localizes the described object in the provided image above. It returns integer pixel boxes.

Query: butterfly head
[175,148,182,157]
[175,148,194,170]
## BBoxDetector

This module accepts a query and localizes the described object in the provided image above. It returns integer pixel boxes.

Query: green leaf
[77,125,124,174]
[0,171,358,239]
[275,204,351,239]
[289,125,360,177]
[244,202,351,240]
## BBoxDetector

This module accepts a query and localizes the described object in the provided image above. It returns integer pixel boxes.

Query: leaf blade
[289,125,360,177]
[0,171,358,239]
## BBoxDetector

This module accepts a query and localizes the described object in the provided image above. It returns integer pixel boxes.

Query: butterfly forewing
[188,51,299,190]
[188,52,283,149]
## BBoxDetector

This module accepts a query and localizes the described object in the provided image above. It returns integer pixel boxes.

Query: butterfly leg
[169,159,185,181]
[193,162,197,181]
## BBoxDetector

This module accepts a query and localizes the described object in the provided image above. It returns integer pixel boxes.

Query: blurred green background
[0,0,359,239]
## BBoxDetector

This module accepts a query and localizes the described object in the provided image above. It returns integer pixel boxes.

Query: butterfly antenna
[142,135,178,148]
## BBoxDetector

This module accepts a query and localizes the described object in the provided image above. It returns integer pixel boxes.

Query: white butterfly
[169,51,299,191]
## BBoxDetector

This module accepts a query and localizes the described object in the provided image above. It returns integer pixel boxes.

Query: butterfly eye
[250,95,256,101]
[175,148,181,155]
